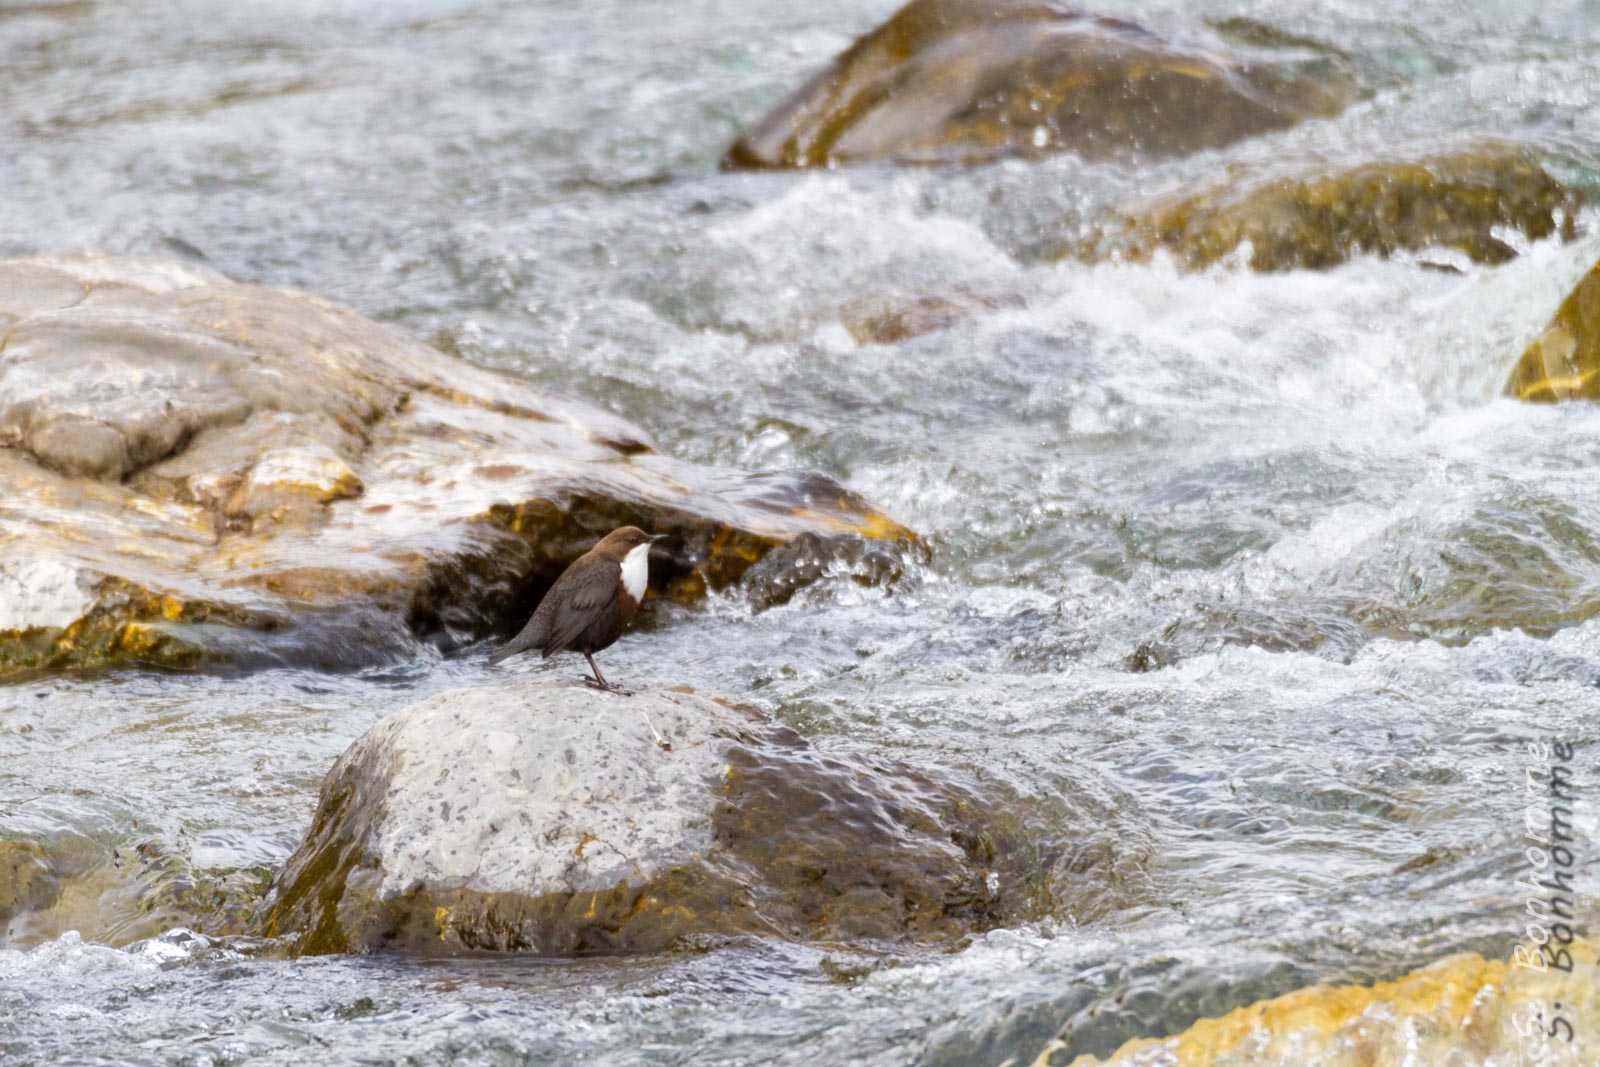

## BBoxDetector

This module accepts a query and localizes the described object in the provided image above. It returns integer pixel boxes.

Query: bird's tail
[487,631,537,665]
[488,613,548,665]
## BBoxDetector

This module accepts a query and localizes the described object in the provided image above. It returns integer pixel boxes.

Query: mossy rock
[1507,259,1600,402]
[0,254,917,677]
[1097,144,1579,272]
[258,683,1057,956]
[725,0,1354,169]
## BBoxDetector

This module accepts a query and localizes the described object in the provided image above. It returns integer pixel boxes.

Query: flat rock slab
[0,254,915,675]
[259,682,1046,955]
[724,0,1353,169]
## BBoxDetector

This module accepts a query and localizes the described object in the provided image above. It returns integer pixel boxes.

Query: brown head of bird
[488,525,668,694]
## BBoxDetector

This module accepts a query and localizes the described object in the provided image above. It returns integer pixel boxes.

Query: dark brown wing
[489,555,621,665]
[538,558,622,656]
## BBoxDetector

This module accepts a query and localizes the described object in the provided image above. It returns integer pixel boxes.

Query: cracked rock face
[723,0,1353,169]
[0,254,915,675]
[258,683,1046,955]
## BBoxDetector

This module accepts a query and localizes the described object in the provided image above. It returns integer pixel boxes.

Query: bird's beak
[649,533,670,543]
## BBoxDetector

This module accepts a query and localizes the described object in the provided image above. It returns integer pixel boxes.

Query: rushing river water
[5,0,1600,1063]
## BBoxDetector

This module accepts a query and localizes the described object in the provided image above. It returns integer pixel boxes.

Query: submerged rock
[1096,144,1580,272]
[0,841,62,935]
[0,835,266,948]
[724,0,1353,169]
[0,254,915,676]
[1127,599,1374,670]
[1041,941,1600,1066]
[740,530,921,609]
[1506,258,1600,402]
[841,289,1023,345]
[259,683,1047,956]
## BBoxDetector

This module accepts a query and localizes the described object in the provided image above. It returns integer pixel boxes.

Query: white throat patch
[620,542,651,602]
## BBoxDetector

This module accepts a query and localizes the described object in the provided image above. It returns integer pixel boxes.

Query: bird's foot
[581,677,633,697]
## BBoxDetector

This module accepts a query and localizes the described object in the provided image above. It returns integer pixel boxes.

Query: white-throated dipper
[488,526,667,693]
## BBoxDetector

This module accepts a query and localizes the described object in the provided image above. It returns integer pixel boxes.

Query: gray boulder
[259,682,1046,955]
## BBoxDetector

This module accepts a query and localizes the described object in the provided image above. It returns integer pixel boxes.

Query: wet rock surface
[0,254,916,676]
[1507,257,1600,403]
[1094,144,1580,273]
[259,682,1049,956]
[724,0,1353,169]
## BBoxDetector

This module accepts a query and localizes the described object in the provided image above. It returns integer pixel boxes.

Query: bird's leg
[582,652,633,697]
[582,652,617,694]
[583,651,609,689]
[583,652,669,750]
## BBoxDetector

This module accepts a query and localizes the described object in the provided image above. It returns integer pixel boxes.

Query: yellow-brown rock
[1506,259,1600,402]
[724,0,1353,169]
[1104,145,1579,273]
[1037,941,1600,1066]
[0,254,916,676]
